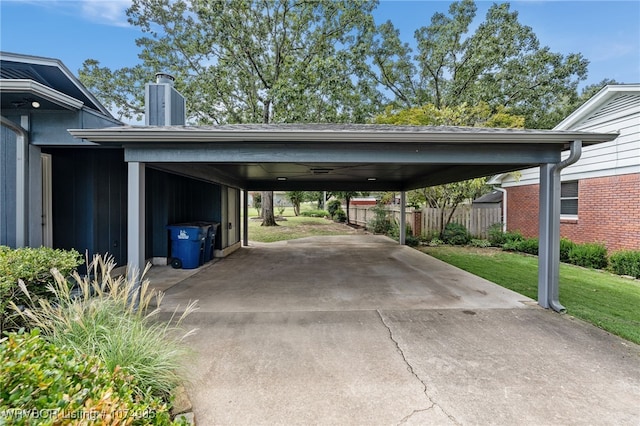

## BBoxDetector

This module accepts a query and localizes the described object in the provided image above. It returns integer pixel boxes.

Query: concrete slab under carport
[154,235,640,425]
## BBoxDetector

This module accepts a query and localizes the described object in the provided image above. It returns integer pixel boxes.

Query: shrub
[516,238,539,255]
[0,329,178,425]
[568,242,608,269]
[405,234,421,247]
[560,238,576,263]
[487,223,506,246]
[12,254,196,400]
[327,200,342,218]
[442,222,470,245]
[470,239,491,248]
[487,224,524,247]
[300,209,329,217]
[609,250,640,278]
[429,238,444,247]
[0,246,82,332]
[368,205,392,234]
[332,208,347,223]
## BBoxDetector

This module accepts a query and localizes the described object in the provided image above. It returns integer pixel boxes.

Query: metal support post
[399,191,406,245]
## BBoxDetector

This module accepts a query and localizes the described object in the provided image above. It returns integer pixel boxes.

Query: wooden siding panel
[146,168,222,258]
[0,125,17,246]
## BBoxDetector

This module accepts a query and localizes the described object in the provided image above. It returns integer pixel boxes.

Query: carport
[69,124,616,311]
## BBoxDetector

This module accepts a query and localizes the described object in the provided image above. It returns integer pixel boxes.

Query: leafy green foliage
[300,210,329,218]
[441,222,470,245]
[375,102,525,128]
[560,238,577,263]
[0,329,177,425]
[12,255,196,400]
[487,225,524,248]
[0,246,82,333]
[81,0,380,124]
[366,0,589,128]
[285,191,307,216]
[332,209,347,223]
[568,243,608,270]
[608,250,640,278]
[368,205,392,234]
[327,200,343,218]
[470,239,491,248]
[515,238,539,255]
[252,192,262,216]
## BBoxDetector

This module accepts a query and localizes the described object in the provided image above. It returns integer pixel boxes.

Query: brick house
[489,85,640,251]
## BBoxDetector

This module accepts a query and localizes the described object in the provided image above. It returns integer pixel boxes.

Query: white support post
[399,191,406,245]
[127,162,146,272]
[243,190,249,246]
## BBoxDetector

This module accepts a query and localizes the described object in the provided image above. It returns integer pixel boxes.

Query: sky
[1,0,639,91]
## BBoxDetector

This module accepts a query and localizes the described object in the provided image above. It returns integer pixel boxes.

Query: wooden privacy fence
[348,205,502,239]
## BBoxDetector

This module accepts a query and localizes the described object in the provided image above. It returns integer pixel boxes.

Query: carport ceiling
[68,124,617,191]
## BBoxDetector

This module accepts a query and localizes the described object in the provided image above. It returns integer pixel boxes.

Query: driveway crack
[376,310,460,426]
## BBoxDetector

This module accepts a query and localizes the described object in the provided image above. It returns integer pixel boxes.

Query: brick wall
[506,173,640,252]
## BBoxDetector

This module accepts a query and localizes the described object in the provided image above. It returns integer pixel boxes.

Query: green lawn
[247,215,356,243]
[420,246,640,344]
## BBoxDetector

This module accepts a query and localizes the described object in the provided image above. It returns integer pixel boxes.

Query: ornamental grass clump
[12,254,198,400]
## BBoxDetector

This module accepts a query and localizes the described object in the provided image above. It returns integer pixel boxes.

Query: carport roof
[69,123,617,191]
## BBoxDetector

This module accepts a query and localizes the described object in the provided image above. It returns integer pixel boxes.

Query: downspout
[556,140,582,173]
[1,115,29,247]
[549,140,582,312]
[493,186,507,232]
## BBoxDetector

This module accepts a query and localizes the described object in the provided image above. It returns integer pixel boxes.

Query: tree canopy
[80,0,380,124]
[375,102,525,235]
[364,0,589,128]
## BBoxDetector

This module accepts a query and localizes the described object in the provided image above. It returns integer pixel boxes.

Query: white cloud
[12,0,133,27]
[78,0,132,27]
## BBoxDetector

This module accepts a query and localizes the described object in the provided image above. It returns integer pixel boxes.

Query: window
[561,181,578,217]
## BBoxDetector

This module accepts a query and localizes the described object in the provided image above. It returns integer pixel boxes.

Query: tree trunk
[345,197,351,224]
[293,202,300,216]
[261,191,278,226]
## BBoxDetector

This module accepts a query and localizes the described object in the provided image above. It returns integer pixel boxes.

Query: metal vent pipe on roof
[155,72,175,85]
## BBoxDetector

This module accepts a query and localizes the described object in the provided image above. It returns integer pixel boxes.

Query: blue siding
[0,125,17,246]
[49,148,128,267]
[146,168,222,258]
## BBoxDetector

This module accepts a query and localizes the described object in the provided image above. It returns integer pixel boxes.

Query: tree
[364,0,588,128]
[332,191,365,225]
[376,102,523,236]
[286,191,306,216]
[79,0,382,226]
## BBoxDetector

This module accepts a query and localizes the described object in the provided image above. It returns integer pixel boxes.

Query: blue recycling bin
[166,224,205,269]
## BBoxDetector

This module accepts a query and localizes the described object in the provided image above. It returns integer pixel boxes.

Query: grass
[248,215,357,243]
[419,246,640,344]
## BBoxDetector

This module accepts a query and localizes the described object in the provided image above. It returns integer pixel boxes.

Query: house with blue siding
[1,52,240,268]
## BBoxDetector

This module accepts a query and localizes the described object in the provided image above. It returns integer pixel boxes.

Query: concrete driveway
[156,235,640,425]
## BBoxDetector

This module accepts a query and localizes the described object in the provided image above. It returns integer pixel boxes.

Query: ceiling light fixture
[367,177,377,181]
[277,177,287,181]
[31,100,40,109]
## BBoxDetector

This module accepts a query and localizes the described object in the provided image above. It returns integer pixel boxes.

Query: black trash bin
[166,224,206,269]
